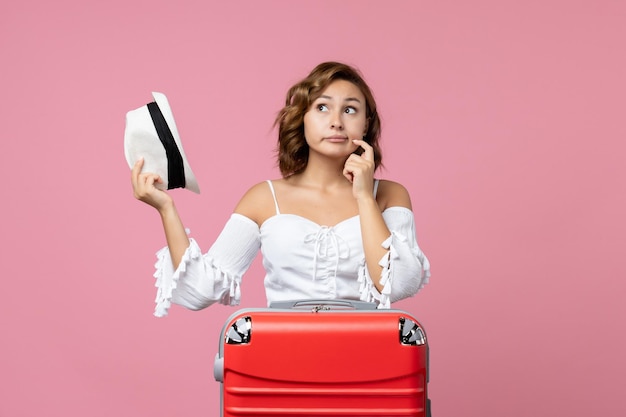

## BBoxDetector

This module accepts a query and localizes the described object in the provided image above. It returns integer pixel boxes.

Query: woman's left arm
[344,140,430,306]
[344,140,405,291]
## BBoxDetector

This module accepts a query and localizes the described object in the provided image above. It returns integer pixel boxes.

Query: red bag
[214,300,432,416]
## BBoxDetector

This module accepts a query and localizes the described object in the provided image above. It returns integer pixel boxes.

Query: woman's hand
[343,139,376,201]
[131,158,173,212]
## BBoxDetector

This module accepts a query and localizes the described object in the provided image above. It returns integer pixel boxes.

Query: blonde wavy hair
[275,62,382,177]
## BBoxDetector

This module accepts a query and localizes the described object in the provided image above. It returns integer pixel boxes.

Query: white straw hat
[124,92,200,193]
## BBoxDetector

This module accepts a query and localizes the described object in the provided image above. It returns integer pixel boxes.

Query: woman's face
[303,79,369,160]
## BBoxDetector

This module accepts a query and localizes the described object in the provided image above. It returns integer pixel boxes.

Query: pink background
[2,1,625,416]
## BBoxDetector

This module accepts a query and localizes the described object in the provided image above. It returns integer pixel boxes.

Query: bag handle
[269,299,377,311]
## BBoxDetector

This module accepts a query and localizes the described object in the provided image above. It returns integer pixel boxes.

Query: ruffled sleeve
[153,213,261,317]
[358,207,430,308]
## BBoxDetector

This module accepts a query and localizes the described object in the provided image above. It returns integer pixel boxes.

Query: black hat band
[147,101,186,190]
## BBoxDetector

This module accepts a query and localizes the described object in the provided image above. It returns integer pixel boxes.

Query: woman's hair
[275,62,382,177]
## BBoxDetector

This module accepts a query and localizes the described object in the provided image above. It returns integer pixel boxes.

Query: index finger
[131,157,144,183]
[352,139,374,161]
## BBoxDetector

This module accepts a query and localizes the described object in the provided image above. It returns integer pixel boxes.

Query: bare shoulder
[233,180,277,226]
[376,179,412,210]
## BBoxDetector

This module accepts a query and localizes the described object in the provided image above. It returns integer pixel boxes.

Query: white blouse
[152,181,430,317]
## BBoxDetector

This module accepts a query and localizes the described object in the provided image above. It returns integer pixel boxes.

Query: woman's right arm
[131,157,189,269]
[131,160,265,317]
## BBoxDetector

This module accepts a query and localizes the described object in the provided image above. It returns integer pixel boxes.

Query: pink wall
[2,1,625,416]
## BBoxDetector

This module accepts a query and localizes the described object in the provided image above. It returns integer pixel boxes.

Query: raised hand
[343,139,376,201]
[131,157,173,212]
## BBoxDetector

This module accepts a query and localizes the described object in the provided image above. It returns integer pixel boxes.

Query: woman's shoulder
[376,179,412,211]
[233,179,283,226]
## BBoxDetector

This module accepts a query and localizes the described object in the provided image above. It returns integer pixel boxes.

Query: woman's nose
[330,111,344,129]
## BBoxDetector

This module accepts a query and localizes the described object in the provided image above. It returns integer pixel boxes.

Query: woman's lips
[324,135,349,142]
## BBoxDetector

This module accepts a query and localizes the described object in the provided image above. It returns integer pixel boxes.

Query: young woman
[131,62,430,317]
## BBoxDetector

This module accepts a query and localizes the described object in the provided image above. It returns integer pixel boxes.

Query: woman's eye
[317,104,328,112]
[344,107,357,114]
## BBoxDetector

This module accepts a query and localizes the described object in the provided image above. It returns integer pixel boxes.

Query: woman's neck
[290,156,351,190]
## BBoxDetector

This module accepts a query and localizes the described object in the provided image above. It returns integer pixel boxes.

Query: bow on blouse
[304,226,350,280]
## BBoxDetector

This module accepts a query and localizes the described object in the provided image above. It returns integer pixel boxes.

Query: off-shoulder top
[152,180,430,317]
